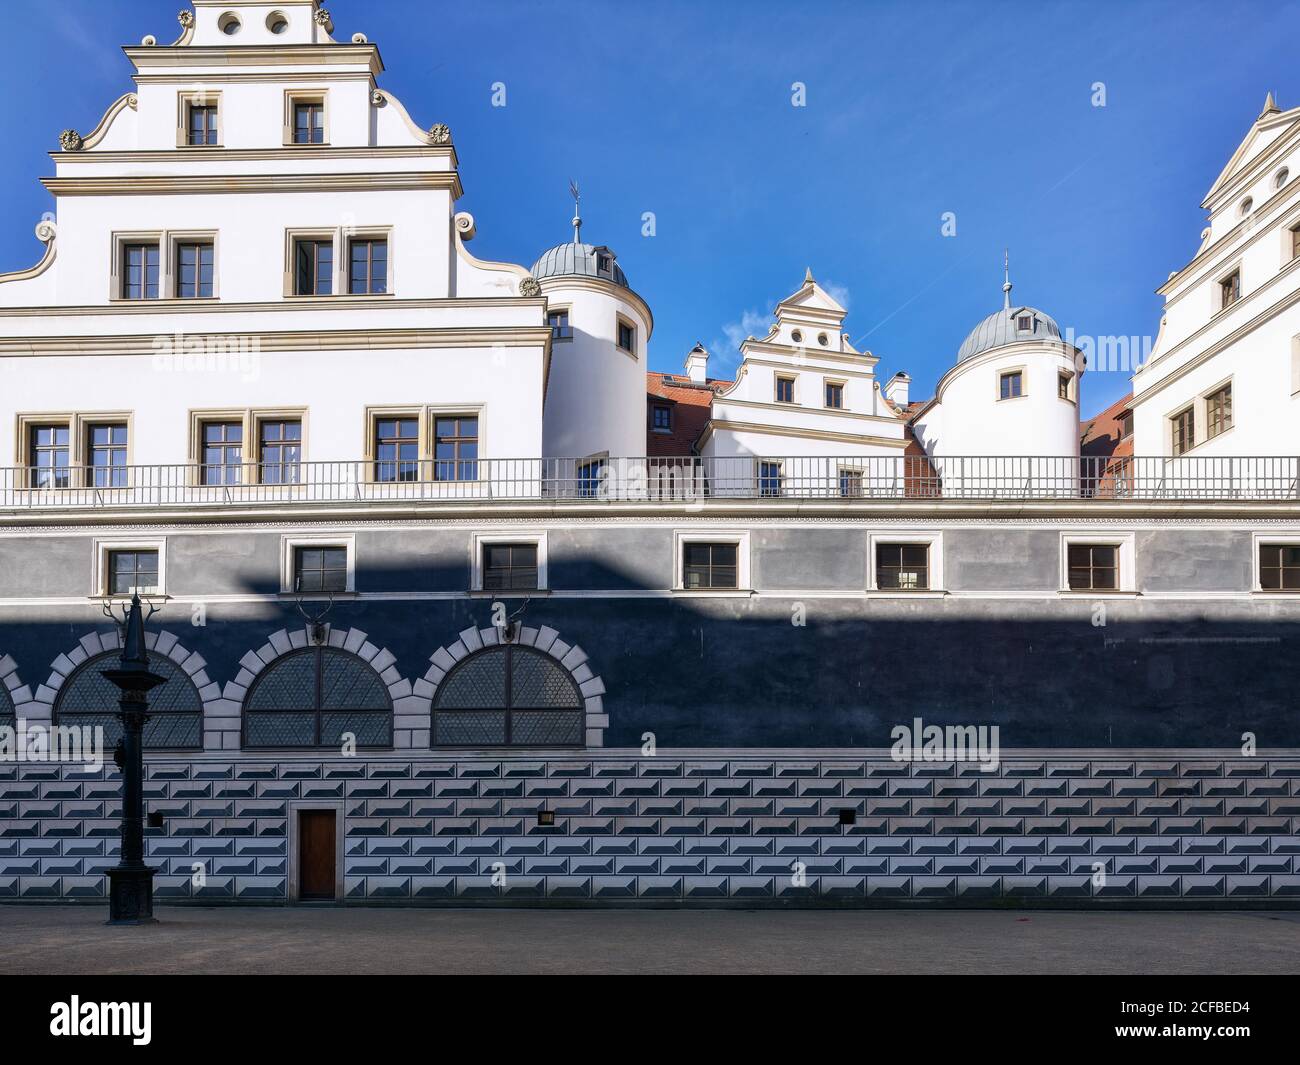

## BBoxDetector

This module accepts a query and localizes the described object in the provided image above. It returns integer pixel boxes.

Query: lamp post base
[107,866,158,925]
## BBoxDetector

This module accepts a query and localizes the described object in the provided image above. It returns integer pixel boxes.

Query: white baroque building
[1133,94,1300,464]
[0,2,1299,908]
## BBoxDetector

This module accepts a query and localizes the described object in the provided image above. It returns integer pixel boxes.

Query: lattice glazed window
[244,647,392,749]
[433,645,584,748]
[53,651,203,750]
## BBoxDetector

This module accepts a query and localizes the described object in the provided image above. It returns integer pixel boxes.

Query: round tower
[911,259,1082,495]
[531,201,651,464]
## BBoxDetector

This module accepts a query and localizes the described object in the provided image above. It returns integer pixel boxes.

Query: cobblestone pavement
[3,906,1300,974]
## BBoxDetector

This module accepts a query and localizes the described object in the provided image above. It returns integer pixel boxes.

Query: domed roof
[957,305,1062,362]
[530,242,629,289]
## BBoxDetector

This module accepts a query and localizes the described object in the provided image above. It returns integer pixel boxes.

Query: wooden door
[298,810,336,901]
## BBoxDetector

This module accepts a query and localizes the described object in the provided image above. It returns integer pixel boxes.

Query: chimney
[684,342,709,384]
[884,371,910,409]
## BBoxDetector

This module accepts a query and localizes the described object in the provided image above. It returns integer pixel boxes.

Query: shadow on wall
[0,554,1295,749]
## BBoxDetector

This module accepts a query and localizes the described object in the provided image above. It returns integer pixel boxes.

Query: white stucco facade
[699,274,906,461]
[1133,94,1300,459]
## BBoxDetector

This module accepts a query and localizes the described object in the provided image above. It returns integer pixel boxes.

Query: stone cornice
[42,172,463,198]
[0,295,539,317]
[50,145,457,166]
[0,326,553,357]
[697,419,907,449]
[5,497,1300,530]
[535,275,655,338]
[124,44,384,75]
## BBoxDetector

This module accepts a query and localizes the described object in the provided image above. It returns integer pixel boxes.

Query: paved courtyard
[2,906,1299,974]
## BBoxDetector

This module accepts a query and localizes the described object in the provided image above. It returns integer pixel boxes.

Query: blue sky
[3,0,1298,417]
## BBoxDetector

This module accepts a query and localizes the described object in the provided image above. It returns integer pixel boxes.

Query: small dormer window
[596,253,612,277]
[1016,314,1032,332]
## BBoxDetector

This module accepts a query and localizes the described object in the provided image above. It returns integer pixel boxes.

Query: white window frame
[867,531,945,596]
[93,537,167,599]
[471,531,548,594]
[281,534,356,595]
[1252,533,1300,595]
[673,530,751,594]
[1059,532,1136,595]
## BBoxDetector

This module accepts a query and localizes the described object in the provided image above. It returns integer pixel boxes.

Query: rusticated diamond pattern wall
[3,754,1300,903]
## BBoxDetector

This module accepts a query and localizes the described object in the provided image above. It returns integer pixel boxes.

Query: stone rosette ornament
[177,10,194,29]
[428,123,451,145]
[59,129,83,152]
[519,277,542,298]
[315,9,334,30]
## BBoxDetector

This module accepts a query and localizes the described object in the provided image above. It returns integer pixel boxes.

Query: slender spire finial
[804,266,815,285]
[568,180,582,243]
[1261,91,1280,118]
[1002,248,1013,309]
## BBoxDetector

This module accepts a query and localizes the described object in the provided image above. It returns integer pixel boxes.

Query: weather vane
[569,180,582,242]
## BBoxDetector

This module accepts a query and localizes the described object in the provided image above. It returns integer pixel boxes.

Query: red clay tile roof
[646,372,728,456]
[1081,392,1134,460]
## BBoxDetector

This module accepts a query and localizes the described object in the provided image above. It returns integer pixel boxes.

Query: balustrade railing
[1,455,1297,509]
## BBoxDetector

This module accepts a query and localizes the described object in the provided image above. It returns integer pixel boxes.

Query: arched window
[433,644,583,748]
[244,647,391,749]
[53,651,202,750]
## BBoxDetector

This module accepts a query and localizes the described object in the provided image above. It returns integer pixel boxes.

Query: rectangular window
[548,310,572,340]
[122,243,160,300]
[482,543,539,591]
[682,542,738,590]
[876,543,929,590]
[434,416,479,481]
[999,370,1023,400]
[1220,270,1240,309]
[88,423,128,489]
[651,404,672,431]
[775,376,795,403]
[348,238,388,295]
[825,381,844,408]
[201,421,244,486]
[1016,314,1032,332]
[187,103,218,146]
[176,241,214,299]
[108,550,159,596]
[1171,406,1195,456]
[617,320,635,354]
[374,418,419,482]
[1207,384,1233,439]
[293,101,325,144]
[1292,224,1300,261]
[294,239,333,296]
[1067,543,1118,590]
[1259,543,1300,591]
[260,420,302,484]
[1058,373,1071,400]
[29,424,71,489]
[839,468,863,498]
[293,546,348,593]
[758,460,782,498]
[577,458,605,498]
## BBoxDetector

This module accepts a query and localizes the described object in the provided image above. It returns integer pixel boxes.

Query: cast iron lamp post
[101,593,166,924]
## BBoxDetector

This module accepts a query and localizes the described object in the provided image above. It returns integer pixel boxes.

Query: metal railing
[1,455,1297,509]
